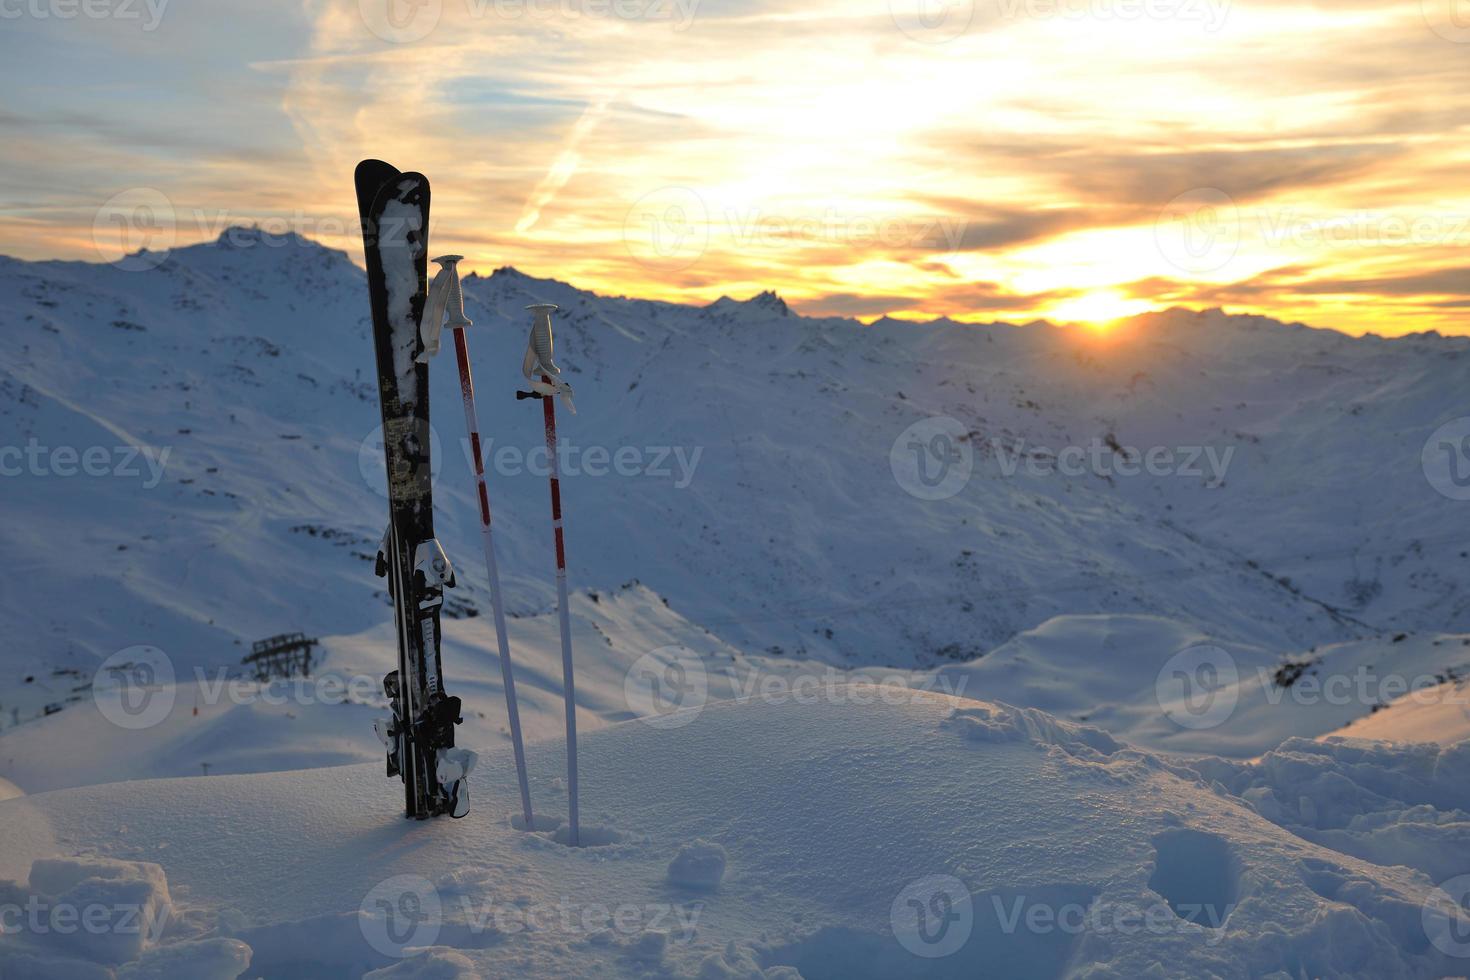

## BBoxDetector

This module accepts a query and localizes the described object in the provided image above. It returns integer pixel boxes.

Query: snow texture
[3,230,1470,736]
[2,694,1468,978]
[3,232,1470,976]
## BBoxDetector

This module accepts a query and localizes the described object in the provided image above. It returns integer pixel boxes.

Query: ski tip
[355,158,398,180]
[355,159,403,226]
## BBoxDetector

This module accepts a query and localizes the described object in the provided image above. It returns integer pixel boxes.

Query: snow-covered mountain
[6,230,1470,979]
[2,228,1468,734]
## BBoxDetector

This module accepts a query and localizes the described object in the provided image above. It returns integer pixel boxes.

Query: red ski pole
[518,303,580,846]
[426,255,535,828]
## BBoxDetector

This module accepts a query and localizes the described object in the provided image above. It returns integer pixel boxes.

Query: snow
[3,693,1468,978]
[1196,736,1470,885]
[5,596,1464,797]
[667,841,727,891]
[1331,679,1470,745]
[363,950,478,979]
[5,230,1470,739]
[931,620,1470,757]
[0,854,250,977]
[0,585,750,794]
[5,231,1470,975]
[379,187,428,389]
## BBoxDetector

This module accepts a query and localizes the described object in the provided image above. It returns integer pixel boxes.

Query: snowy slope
[5,236,1470,978]
[2,694,1468,979]
[0,584,760,794]
[8,603,1468,796]
[1329,678,1470,745]
[932,621,1470,756]
[3,229,1469,740]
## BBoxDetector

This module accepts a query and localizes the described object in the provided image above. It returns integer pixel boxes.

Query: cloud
[516,99,612,233]
[933,138,1407,212]
[790,292,931,317]
[795,280,1076,319]
[1291,267,1470,298]
[1,0,1468,336]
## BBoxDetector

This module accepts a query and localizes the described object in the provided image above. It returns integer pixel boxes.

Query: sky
[1,0,1468,335]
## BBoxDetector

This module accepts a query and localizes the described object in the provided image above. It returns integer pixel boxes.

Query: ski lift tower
[243,632,319,682]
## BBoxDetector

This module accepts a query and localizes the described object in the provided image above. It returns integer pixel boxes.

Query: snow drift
[3,693,1468,979]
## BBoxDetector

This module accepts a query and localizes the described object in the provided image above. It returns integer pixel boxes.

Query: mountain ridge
[43,223,1470,342]
[2,228,1467,735]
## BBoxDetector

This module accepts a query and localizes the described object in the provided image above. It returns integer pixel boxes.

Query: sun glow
[1043,291,1154,330]
[0,0,1465,335]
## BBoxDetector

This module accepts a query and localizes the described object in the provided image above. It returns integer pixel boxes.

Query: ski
[356,160,475,819]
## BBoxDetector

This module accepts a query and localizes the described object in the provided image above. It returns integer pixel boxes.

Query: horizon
[6,8,1470,976]
[4,2,1470,337]
[5,223,1461,341]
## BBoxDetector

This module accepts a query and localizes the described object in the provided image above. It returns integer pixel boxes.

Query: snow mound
[943,701,1124,758]
[934,620,1470,757]
[2,692,1465,977]
[667,841,727,891]
[363,949,479,979]
[1195,736,1470,883]
[0,855,252,978]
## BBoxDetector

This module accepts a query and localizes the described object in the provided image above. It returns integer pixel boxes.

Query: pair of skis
[356,161,469,820]
[356,160,580,836]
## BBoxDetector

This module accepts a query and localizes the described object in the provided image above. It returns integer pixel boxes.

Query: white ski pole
[517,303,579,846]
[425,255,535,829]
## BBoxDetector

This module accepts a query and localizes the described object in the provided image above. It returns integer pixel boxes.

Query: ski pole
[427,255,535,829]
[518,303,579,846]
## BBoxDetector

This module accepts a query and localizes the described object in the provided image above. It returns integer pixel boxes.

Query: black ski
[356,160,473,819]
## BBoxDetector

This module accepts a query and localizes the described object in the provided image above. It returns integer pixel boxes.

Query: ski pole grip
[432,255,473,332]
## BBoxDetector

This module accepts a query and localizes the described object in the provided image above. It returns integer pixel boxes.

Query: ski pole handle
[418,255,472,363]
[433,255,473,331]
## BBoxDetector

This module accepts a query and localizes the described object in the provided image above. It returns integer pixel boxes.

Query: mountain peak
[483,266,584,295]
[705,289,792,318]
[210,226,320,252]
[750,289,789,315]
